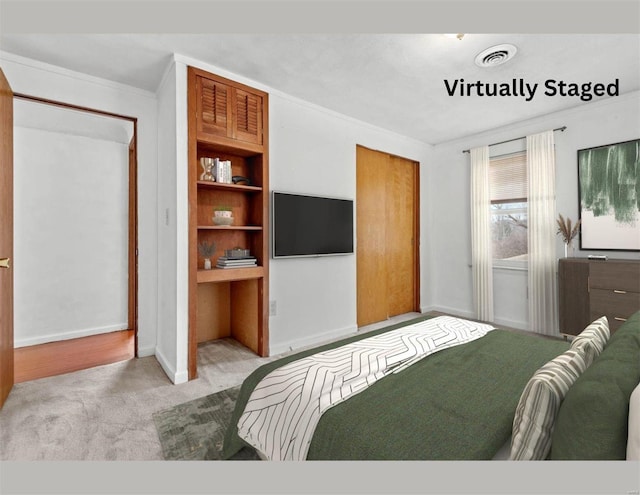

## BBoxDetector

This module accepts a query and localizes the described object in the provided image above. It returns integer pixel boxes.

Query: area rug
[152,385,260,460]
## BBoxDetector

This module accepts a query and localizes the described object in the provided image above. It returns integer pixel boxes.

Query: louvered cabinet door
[232,88,263,145]
[196,75,231,140]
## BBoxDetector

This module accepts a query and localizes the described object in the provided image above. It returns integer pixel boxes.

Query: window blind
[489,151,527,203]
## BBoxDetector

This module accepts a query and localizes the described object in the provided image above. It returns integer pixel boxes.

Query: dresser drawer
[590,288,640,333]
[589,261,640,292]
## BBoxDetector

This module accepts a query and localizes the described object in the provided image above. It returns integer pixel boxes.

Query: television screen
[272,192,354,258]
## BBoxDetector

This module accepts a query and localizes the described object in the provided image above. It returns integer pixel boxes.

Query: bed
[222,311,640,461]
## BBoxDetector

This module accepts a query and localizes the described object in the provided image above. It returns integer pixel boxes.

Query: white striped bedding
[236,315,495,460]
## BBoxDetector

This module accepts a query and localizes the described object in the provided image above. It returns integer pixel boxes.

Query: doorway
[10,93,138,383]
[356,145,420,327]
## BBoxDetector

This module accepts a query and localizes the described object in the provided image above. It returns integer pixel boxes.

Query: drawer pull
[614,317,627,322]
[613,290,627,294]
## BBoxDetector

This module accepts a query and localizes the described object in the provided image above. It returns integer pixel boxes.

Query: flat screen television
[272,191,354,258]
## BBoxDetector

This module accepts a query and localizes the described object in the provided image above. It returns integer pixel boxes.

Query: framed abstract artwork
[577,138,639,251]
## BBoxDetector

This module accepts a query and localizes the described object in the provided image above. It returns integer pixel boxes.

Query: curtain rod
[462,126,567,154]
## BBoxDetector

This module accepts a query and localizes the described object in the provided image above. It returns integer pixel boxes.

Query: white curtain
[527,130,558,335]
[470,146,494,322]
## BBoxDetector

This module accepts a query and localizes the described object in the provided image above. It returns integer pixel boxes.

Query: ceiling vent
[474,44,517,68]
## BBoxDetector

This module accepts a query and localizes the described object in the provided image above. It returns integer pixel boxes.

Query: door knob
[0,258,10,269]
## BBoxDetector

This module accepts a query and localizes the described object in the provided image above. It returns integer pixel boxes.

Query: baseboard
[154,346,188,385]
[420,304,435,314]
[429,305,476,321]
[14,323,129,348]
[493,316,528,332]
[428,305,528,331]
[137,345,156,358]
[269,325,358,357]
[14,330,134,383]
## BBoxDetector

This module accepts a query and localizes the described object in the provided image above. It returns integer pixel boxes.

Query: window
[489,151,528,262]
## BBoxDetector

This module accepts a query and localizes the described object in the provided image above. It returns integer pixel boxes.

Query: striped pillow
[570,316,610,364]
[510,348,589,460]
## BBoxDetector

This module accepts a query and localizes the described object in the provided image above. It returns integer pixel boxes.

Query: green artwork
[578,139,639,250]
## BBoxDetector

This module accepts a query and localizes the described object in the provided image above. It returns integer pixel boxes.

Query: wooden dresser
[558,258,640,336]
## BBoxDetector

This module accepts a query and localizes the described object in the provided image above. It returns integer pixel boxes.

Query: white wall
[155,58,190,383]
[268,93,434,354]
[430,91,640,330]
[13,126,129,346]
[0,51,159,356]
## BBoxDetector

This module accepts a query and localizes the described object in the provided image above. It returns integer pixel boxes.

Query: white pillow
[627,382,640,460]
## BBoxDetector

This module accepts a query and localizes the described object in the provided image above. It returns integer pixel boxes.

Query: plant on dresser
[187,66,269,380]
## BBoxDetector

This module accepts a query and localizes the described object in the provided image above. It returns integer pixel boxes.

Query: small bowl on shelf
[213,216,234,226]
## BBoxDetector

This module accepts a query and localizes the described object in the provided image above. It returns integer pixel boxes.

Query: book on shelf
[216,262,258,269]
[216,259,257,264]
[214,158,232,184]
[216,255,257,269]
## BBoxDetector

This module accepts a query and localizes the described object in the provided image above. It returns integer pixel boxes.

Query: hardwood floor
[14,330,135,383]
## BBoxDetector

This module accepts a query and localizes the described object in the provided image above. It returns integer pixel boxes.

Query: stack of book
[216,256,257,269]
[213,158,233,184]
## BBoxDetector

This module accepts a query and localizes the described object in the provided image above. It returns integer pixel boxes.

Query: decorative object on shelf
[232,175,251,186]
[556,214,580,258]
[200,157,216,182]
[213,216,234,226]
[198,241,217,270]
[213,206,234,226]
[214,206,233,216]
[578,138,640,251]
[226,247,250,258]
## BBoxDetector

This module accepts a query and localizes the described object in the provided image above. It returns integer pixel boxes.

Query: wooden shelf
[196,132,264,156]
[197,266,265,283]
[197,225,263,231]
[197,181,262,193]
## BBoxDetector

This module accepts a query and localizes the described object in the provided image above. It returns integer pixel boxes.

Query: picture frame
[577,138,639,251]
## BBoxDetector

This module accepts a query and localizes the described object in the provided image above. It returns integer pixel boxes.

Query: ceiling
[1,33,639,144]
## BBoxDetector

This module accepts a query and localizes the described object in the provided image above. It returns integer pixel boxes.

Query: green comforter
[223,316,569,460]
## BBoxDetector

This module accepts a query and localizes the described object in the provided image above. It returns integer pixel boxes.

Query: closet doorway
[11,94,138,382]
[356,145,420,327]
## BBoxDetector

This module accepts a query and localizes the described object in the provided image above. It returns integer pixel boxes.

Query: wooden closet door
[386,154,418,317]
[356,146,389,326]
[356,146,419,327]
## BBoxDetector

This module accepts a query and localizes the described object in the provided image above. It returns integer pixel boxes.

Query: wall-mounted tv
[272,191,354,258]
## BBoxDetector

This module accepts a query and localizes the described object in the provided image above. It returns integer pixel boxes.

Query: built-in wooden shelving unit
[187,66,269,380]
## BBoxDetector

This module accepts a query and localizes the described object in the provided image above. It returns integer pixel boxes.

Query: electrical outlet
[269,300,277,316]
